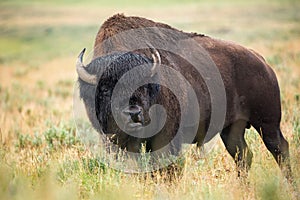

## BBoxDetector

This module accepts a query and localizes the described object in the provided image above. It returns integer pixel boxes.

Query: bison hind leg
[220,120,253,177]
[253,123,293,182]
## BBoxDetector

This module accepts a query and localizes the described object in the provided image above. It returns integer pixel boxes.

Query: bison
[76,14,292,178]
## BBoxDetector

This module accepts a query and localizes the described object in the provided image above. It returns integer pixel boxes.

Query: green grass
[0,0,300,199]
[0,25,96,65]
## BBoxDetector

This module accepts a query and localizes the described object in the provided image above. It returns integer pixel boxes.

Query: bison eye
[101,87,110,95]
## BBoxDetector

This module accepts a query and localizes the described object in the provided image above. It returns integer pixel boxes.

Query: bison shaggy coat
[77,14,292,179]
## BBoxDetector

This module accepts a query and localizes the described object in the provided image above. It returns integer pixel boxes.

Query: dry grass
[0,0,299,199]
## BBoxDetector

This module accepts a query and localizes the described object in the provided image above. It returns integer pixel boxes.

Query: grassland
[0,0,299,199]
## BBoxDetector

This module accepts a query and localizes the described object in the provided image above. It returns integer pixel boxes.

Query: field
[0,0,300,199]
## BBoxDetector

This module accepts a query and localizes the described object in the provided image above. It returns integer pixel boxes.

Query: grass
[0,0,300,199]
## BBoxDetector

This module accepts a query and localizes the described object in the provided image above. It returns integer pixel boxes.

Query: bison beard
[77,14,293,181]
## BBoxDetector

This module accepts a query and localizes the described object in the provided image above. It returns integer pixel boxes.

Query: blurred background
[0,0,299,199]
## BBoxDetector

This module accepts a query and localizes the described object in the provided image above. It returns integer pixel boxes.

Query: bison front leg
[220,120,253,177]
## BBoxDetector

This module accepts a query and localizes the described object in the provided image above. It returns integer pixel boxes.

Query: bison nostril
[122,106,143,123]
[129,110,142,123]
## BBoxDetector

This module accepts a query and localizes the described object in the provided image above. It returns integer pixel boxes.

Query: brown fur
[86,14,292,179]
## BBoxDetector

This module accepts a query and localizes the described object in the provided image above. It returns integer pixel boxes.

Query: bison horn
[151,49,161,77]
[76,48,97,85]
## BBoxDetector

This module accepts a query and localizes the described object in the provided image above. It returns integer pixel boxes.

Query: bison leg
[220,120,253,176]
[254,123,292,181]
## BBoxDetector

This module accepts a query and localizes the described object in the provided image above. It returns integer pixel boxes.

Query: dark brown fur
[85,14,292,179]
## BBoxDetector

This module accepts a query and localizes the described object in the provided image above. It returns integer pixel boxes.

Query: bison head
[77,48,162,150]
